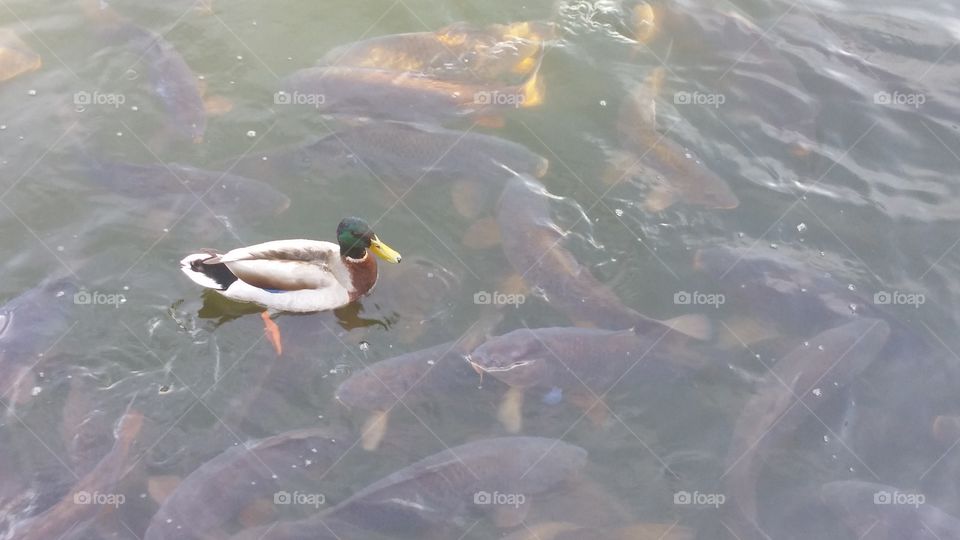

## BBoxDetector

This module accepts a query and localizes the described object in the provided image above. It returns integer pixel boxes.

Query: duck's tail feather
[179,252,238,291]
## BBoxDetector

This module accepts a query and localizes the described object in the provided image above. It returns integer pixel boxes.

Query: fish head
[468,329,551,388]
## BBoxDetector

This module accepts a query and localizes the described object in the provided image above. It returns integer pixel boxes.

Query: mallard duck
[180,217,401,354]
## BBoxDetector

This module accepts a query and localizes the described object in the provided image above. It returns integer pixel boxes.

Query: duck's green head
[337,217,402,263]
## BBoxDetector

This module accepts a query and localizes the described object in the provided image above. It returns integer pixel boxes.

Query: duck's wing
[211,240,344,291]
[208,239,339,264]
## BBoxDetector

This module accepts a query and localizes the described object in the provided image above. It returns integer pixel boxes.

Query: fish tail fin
[658,314,712,341]
[519,69,545,108]
[515,40,547,108]
[179,252,236,290]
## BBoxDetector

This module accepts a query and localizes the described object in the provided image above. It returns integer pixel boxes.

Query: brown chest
[346,254,378,301]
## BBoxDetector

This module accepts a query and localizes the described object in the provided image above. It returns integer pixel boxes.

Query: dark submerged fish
[723,318,890,536]
[335,307,503,450]
[468,326,707,432]
[235,437,587,539]
[822,480,960,540]
[104,19,207,143]
[144,427,350,540]
[0,279,76,411]
[615,67,738,211]
[12,410,143,540]
[496,174,710,337]
[87,158,291,221]
[265,120,548,194]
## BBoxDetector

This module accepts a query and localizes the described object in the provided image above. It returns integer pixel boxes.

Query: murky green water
[3,0,960,538]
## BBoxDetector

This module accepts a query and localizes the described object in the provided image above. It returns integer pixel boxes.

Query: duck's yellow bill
[370,237,402,263]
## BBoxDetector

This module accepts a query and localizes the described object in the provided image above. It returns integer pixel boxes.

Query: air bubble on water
[304,459,312,466]
[737,232,744,238]
[812,388,822,397]
[246,130,257,138]
[359,341,369,352]
[599,99,607,106]
[271,474,278,479]
[0,125,6,130]
[125,69,138,80]
[849,303,857,313]
[819,251,825,257]
[57,246,64,252]
[823,435,829,442]
[27,89,36,96]
[140,493,147,498]
[31,386,41,396]
[251,481,257,485]
[116,132,123,137]
[847,284,856,291]
[311,448,318,453]
[684,152,693,159]
[17,136,24,141]
[426,359,435,366]
[615,208,623,217]
[131,105,139,112]
[769,243,778,249]
[123,286,130,291]
[803,341,809,347]
[817,345,824,351]
[236,55,243,61]
[426,272,434,278]
[166,519,173,524]
[800,287,807,293]
[797,223,807,232]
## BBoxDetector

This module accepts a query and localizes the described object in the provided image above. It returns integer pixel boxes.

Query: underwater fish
[336,308,503,450]
[12,409,143,540]
[653,3,818,156]
[86,158,291,222]
[234,436,587,539]
[724,318,890,536]
[145,427,350,540]
[0,279,76,412]
[822,480,960,540]
[0,29,41,83]
[468,325,708,432]
[319,21,554,85]
[259,119,548,194]
[278,63,543,122]
[89,6,206,144]
[614,67,738,211]
[497,174,710,337]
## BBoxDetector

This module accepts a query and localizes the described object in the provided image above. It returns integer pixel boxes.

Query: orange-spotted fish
[279,61,544,122]
[319,21,555,85]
